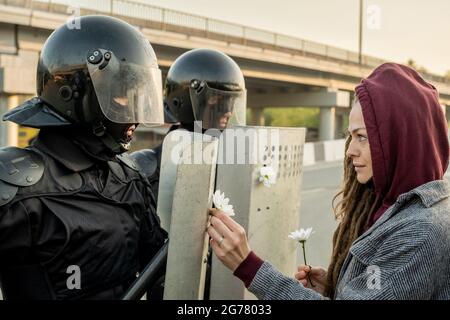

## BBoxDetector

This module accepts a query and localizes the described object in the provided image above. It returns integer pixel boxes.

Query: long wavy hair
[323,135,378,298]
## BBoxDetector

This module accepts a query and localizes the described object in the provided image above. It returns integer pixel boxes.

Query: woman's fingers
[209,208,243,233]
[297,265,327,277]
[297,265,311,272]
[310,267,327,277]
[207,209,252,273]
[207,217,237,253]
[208,209,248,251]
[207,223,223,242]
[294,271,308,286]
[209,216,234,242]
[210,237,225,257]
[294,270,307,280]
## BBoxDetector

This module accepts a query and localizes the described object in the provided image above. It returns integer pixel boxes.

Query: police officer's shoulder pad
[129,149,159,178]
[0,180,18,206]
[0,147,44,205]
[116,152,139,172]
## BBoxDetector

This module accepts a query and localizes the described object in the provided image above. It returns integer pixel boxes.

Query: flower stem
[301,241,315,287]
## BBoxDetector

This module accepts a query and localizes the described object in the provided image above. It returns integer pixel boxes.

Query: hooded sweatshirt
[234,62,450,288]
[355,63,449,226]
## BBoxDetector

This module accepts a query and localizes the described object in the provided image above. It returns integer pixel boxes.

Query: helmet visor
[87,49,164,126]
[189,81,246,130]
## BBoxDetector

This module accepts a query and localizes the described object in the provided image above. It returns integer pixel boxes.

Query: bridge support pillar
[319,107,336,141]
[0,95,19,147]
[249,108,265,126]
[334,111,346,139]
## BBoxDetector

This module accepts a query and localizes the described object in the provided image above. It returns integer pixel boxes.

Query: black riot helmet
[164,48,246,130]
[3,15,164,153]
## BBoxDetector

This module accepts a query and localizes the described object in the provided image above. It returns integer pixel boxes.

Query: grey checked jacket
[248,179,450,300]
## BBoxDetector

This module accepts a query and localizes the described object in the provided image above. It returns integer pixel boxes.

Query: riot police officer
[0,15,167,300]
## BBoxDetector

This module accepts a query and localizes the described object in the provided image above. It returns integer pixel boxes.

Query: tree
[406,59,428,74]
[406,59,418,69]
[445,70,450,80]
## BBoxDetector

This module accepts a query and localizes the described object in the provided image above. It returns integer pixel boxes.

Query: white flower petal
[213,190,228,209]
[212,190,222,207]
[212,190,235,216]
[288,228,314,242]
[304,228,312,239]
[259,166,277,187]
[222,204,235,216]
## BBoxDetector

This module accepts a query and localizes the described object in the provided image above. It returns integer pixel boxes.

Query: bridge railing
[0,0,448,85]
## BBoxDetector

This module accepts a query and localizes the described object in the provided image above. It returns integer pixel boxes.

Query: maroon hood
[355,63,449,227]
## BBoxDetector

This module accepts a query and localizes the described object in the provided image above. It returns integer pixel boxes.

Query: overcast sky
[135,0,450,76]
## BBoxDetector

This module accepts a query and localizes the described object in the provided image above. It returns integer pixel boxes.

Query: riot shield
[157,130,219,299]
[209,126,306,299]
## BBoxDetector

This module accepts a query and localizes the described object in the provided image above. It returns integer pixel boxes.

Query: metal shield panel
[159,130,219,299]
[210,126,306,299]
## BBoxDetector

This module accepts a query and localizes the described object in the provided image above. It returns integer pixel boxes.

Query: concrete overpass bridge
[1,0,450,147]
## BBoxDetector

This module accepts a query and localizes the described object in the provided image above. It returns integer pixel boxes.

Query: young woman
[207,63,450,299]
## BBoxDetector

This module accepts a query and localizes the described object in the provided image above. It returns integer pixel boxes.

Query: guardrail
[0,0,448,85]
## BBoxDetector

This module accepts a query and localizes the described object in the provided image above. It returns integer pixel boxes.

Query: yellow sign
[18,126,39,148]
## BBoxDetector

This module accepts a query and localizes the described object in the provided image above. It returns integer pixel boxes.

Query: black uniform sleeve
[138,201,168,269]
[0,201,32,263]
[138,198,168,301]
